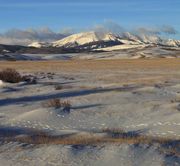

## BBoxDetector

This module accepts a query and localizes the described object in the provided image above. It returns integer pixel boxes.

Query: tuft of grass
[1,126,179,157]
[54,84,63,90]
[43,98,61,108]
[43,98,71,113]
[0,68,22,83]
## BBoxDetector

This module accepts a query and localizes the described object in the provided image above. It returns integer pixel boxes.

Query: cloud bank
[92,21,178,36]
[0,27,67,46]
[0,22,178,46]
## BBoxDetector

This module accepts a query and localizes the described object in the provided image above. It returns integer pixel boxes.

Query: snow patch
[0,80,3,86]
[28,42,52,48]
[96,44,144,51]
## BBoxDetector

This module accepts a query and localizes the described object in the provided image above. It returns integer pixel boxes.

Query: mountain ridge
[28,31,180,50]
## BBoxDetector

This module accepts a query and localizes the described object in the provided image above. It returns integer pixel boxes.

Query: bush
[55,85,63,90]
[43,98,71,113]
[44,98,62,108]
[0,68,22,83]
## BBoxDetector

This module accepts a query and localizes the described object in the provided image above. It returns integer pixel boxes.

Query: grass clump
[0,68,22,83]
[55,84,63,90]
[43,98,71,113]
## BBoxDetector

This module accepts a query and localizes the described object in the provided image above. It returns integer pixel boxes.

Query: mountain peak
[28,31,180,49]
[52,31,118,47]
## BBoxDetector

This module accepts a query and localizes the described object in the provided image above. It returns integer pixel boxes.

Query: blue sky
[0,0,180,38]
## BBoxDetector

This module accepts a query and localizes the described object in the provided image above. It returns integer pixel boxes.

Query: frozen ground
[0,45,180,61]
[0,59,180,166]
[25,46,180,60]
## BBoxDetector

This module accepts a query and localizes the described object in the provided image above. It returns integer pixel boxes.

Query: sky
[0,0,179,39]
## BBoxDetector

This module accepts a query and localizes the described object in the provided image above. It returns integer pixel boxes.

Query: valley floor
[0,59,180,166]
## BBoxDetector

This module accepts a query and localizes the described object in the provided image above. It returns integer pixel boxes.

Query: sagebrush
[0,68,22,83]
[43,98,71,113]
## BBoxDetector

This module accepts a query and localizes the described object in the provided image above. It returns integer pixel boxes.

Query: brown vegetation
[1,127,179,157]
[0,59,180,86]
[54,84,63,90]
[43,98,71,113]
[0,128,180,157]
[0,68,22,83]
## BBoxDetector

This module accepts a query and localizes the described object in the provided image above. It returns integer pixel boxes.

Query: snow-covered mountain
[121,32,180,47]
[28,42,52,48]
[53,31,101,47]
[163,39,180,47]
[138,34,163,45]
[52,31,126,48]
[121,32,143,44]
[29,31,140,49]
[28,31,180,50]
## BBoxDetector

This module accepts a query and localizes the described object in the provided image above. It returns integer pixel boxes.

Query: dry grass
[4,132,179,158]
[20,132,180,157]
[42,98,71,113]
[43,98,62,108]
[54,84,73,90]
[1,126,179,157]
[3,131,169,145]
[0,59,180,86]
[1,59,180,73]
[0,127,178,145]
[0,68,22,83]
[0,68,37,84]
[54,84,63,90]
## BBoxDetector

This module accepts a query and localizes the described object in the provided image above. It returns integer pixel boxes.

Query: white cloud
[0,23,178,46]
[0,27,66,46]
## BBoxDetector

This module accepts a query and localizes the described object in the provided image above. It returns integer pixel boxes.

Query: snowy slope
[121,32,180,47]
[163,39,180,47]
[122,32,143,44]
[28,32,124,48]
[28,42,52,48]
[53,31,99,47]
[52,31,124,47]
[138,34,163,45]
[28,31,180,50]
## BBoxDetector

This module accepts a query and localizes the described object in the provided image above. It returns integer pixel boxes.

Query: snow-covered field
[25,46,180,60]
[0,59,180,166]
[1,45,180,61]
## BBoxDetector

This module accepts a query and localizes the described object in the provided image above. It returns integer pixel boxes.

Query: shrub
[55,85,63,90]
[0,68,22,83]
[43,98,71,113]
[44,98,62,108]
